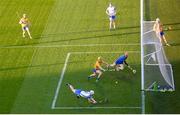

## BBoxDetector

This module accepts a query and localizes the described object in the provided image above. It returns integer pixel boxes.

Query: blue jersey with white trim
[75,89,92,99]
[115,55,127,64]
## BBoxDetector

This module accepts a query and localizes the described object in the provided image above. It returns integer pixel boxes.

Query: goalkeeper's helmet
[90,90,94,95]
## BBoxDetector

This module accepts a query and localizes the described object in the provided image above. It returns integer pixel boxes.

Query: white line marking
[53,106,141,109]
[0,43,139,49]
[51,51,140,109]
[51,53,71,109]
[143,21,155,23]
[71,51,140,54]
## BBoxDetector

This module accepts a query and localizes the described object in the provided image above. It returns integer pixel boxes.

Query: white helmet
[90,90,94,95]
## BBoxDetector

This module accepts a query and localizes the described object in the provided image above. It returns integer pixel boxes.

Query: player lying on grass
[153,18,170,46]
[66,83,97,104]
[19,14,32,39]
[106,3,116,29]
[88,57,109,82]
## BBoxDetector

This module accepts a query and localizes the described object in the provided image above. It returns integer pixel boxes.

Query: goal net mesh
[143,21,175,91]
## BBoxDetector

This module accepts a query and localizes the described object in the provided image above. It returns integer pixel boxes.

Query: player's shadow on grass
[22,31,140,46]
[170,42,180,46]
[33,25,140,39]
[0,60,83,71]
[0,31,139,48]
[164,22,180,26]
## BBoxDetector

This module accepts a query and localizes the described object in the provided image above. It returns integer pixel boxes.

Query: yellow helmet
[98,57,101,60]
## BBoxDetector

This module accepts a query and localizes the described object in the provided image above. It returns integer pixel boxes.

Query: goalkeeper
[109,52,129,71]
[88,57,109,82]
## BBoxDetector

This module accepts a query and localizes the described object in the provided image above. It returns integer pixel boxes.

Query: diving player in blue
[109,52,129,71]
[66,83,97,104]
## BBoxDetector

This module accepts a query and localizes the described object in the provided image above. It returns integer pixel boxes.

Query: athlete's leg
[66,83,76,93]
[96,70,103,82]
[109,17,113,29]
[162,35,170,46]
[113,20,116,29]
[22,27,26,37]
[25,27,32,39]
[88,69,97,80]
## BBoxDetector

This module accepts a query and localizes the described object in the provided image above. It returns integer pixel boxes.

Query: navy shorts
[23,26,28,31]
[93,69,97,73]
[160,31,164,36]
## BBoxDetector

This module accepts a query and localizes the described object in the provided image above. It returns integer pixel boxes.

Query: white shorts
[116,64,124,71]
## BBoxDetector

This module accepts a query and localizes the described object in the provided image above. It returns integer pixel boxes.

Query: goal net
[142,21,175,92]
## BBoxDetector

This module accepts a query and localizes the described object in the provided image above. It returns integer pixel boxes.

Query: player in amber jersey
[88,57,108,82]
[19,14,32,39]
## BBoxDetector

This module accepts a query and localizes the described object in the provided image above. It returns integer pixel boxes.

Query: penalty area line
[53,106,142,109]
[51,53,71,109]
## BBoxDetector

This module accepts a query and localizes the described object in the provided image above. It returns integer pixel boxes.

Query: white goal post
[142,21,175,92]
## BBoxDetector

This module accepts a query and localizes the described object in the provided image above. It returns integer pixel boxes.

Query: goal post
[142,21,175,92]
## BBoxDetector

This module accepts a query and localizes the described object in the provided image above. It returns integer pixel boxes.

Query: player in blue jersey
[66,83,97,104]
[109,52,129,71]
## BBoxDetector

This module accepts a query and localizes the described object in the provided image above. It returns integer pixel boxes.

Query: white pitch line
[53,106,141,109]
[71,51,140,54]
[143,21,155,23]
[51,53,71,109]
[0,43,140,49]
